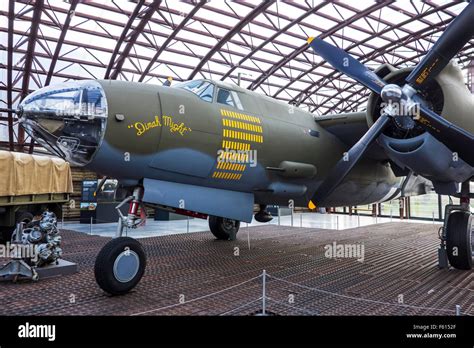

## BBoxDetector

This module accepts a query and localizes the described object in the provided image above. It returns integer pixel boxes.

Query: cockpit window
[216,88,244,111]
[199,83,214,102]
[217,88,235,107]
[231,91,244,110]
[175,80,214,102]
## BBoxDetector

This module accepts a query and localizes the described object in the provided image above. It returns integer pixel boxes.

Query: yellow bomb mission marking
[129,115,192,136]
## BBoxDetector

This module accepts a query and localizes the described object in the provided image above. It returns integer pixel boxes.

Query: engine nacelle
[367,62,474,137]
[378,132,473,194]
[366,62,474,194]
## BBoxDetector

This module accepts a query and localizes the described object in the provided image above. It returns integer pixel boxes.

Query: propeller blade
[406,1,474,89]
[312,114,391,205]
[307,37,387,94]
[413,97,474,166]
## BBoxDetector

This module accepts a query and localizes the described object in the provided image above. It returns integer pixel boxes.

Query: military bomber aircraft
[14,1,474,295]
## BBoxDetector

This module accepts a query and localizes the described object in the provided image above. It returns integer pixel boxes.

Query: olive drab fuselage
[87,79,404,208]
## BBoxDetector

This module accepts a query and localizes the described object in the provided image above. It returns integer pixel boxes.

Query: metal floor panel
[0,222,472,316]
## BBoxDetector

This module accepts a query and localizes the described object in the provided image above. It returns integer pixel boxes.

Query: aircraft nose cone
[20,80,108,166]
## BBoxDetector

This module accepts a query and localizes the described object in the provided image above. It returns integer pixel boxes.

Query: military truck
[0,150,73,243]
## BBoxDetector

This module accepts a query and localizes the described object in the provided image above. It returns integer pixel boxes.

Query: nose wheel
[95,185,148,295]
[94,237,146,295]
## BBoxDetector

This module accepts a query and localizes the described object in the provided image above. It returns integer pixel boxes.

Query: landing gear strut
[114,186,147,238]
[94,186,147,295]
[439,181,473,270]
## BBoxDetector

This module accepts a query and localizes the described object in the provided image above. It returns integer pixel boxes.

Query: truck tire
[16,211,34,226]
[0,211,34,244]
[0,226,14,244]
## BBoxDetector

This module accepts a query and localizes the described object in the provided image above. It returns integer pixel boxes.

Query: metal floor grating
[0,222,472,316]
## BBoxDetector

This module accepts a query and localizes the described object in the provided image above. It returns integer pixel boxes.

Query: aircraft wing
[315,111,389,162]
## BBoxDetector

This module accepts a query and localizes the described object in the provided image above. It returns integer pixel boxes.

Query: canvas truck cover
[0,150,73,196]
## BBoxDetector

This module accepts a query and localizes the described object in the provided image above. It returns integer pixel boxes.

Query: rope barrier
[131,274,262,316]
[266,297,319,316]
[266,273,463,315]
[219,297,263,316]
[129,270,470,316]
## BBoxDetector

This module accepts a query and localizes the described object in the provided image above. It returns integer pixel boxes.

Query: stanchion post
[262,269,266,315]
[247,229,250,250]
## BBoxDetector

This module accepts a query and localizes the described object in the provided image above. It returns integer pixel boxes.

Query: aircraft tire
[209,216,240,241]
[446,211,472,270]
[94,237,146,295]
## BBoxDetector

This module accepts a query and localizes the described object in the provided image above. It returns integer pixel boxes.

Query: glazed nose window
[19,81,108,166]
